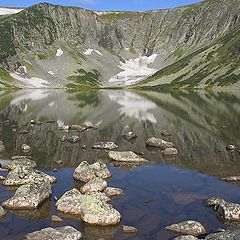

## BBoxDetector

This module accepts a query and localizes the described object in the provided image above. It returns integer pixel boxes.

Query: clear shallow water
[0,89,240,239]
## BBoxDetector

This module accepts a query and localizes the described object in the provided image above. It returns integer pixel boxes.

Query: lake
[0,89,240,239]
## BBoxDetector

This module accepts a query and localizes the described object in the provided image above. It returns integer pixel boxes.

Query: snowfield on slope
[0,8,23,15]
[109,54,158,86]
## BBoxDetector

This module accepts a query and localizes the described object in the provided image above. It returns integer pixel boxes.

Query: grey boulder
[108,151,149,163]
[146,137,174,149]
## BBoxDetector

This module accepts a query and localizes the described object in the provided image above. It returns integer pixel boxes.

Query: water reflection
[0,89,239,239]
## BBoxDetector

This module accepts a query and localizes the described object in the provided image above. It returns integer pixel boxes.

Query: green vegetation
[171,48,185,59]
[66,68,101,89]
[0,69,13,81]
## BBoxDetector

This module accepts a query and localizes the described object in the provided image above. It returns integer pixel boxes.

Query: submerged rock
[108,151,149,163]
[3,165,56,186]
[104,187,123,198]
[73,161,111,182]
[24,226,82,240]
[81,177,107,193]
[165,220,207,236]
[163,147,178,156]
[92,142,118,150]
[205,197,240,221]
[21,144,31,152]
[174,236,198,240]
[122,225,138,233]
[2,180,51,209]
[0,205,6,218]
[146,137,174,149]
[56,189,121,225]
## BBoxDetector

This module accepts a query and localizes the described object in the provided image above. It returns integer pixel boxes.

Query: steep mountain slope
[0,0,240,89]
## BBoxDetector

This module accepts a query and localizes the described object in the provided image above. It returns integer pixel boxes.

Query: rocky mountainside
[0,0,240,89]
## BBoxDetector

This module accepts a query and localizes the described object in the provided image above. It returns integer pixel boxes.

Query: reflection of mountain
[0,90,239,177]
[108,91,157,123]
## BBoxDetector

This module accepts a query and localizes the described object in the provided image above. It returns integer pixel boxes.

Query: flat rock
[51,215,63,222]
[81,177,107,193]
[73,161,111,182]
[3,165,56,186]
[23,226,82,240]
[108,151,149,163]
[2,180,51,209]
[0,205,6,217]
[163,147,178,156]
[174,236,198,240]
[92,142,118,150]
[104,187,123,198]
[123,225,138,233]
[165,220,207,236]
[56,189,121,225]
[146,137,174,149]
[205,197,240,221]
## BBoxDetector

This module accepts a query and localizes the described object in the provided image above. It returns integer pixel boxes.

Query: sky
[0,0,203,11]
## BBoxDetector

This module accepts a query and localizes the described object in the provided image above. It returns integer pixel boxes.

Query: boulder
[23,226,82,240]
[22,144,31,152]
[56,189,121,225]
[67,136,81,143]
[92,142,118,150]
[163,147,178,156]
[108,151,149,163]
[104,187,123,198]
[3,165,56,186]
[146,137,174,149]
[81,177,107,193]
[0,205,6,217]
[2,180,51,209]
[8,159,37,170]
[165,220,207,236]
[205,197,240,221]
[73,161,111,182]
[221,176,240,182]
[205,229,240,239]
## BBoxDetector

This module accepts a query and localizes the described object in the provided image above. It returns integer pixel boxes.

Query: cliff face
[0,0,240,89]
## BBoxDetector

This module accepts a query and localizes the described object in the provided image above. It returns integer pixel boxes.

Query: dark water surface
[0,89,240,239]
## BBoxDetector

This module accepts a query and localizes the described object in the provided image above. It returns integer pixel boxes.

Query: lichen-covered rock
[2,180,51,209]
[163,147,178,156]
[3,165,56,186]
[104,187,123,198]
[165,220,207,236]
[73,161,111,182]
[56,189,121,225]
[108,151,149,163]
[92,142,118,150]
[23,226,82,240]
[174,236,198,240]
[146,137,174,149]
[8,159,37,170]
[0,205,6,217]
[205,229,240,239]
[205,197,240,221]
[81,177,107,193]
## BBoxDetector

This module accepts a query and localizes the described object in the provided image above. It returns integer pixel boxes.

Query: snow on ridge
[84,49,102,56]
[0,7,23,15]
[109,54,158,86]
[56,49,64,57]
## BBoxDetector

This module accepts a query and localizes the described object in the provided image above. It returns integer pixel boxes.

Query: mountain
[0,0,239,89]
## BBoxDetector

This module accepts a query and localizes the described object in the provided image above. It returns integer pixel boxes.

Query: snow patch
[56,49,63,57]
[10,73,49,88]
[109,54,158,86]
[109,91,157,123]
[84,49,102,56]
[0,8,23,15]
[48,71,55,75]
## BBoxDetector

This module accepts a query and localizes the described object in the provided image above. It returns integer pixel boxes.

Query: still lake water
[0,89,240,239]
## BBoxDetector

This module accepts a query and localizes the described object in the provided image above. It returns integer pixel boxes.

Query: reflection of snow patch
[57,120,64,128]
[10,90,49,105]
[48,71,55,75]
[109,91,157,123]
[23,104,28,112]
[56,49,63,57]
[125,47,129,51]
[109,54,157,86]
[84,49,102,56]
[48,101,55,107]
[10,73,49,88]
[0,8,23,15]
